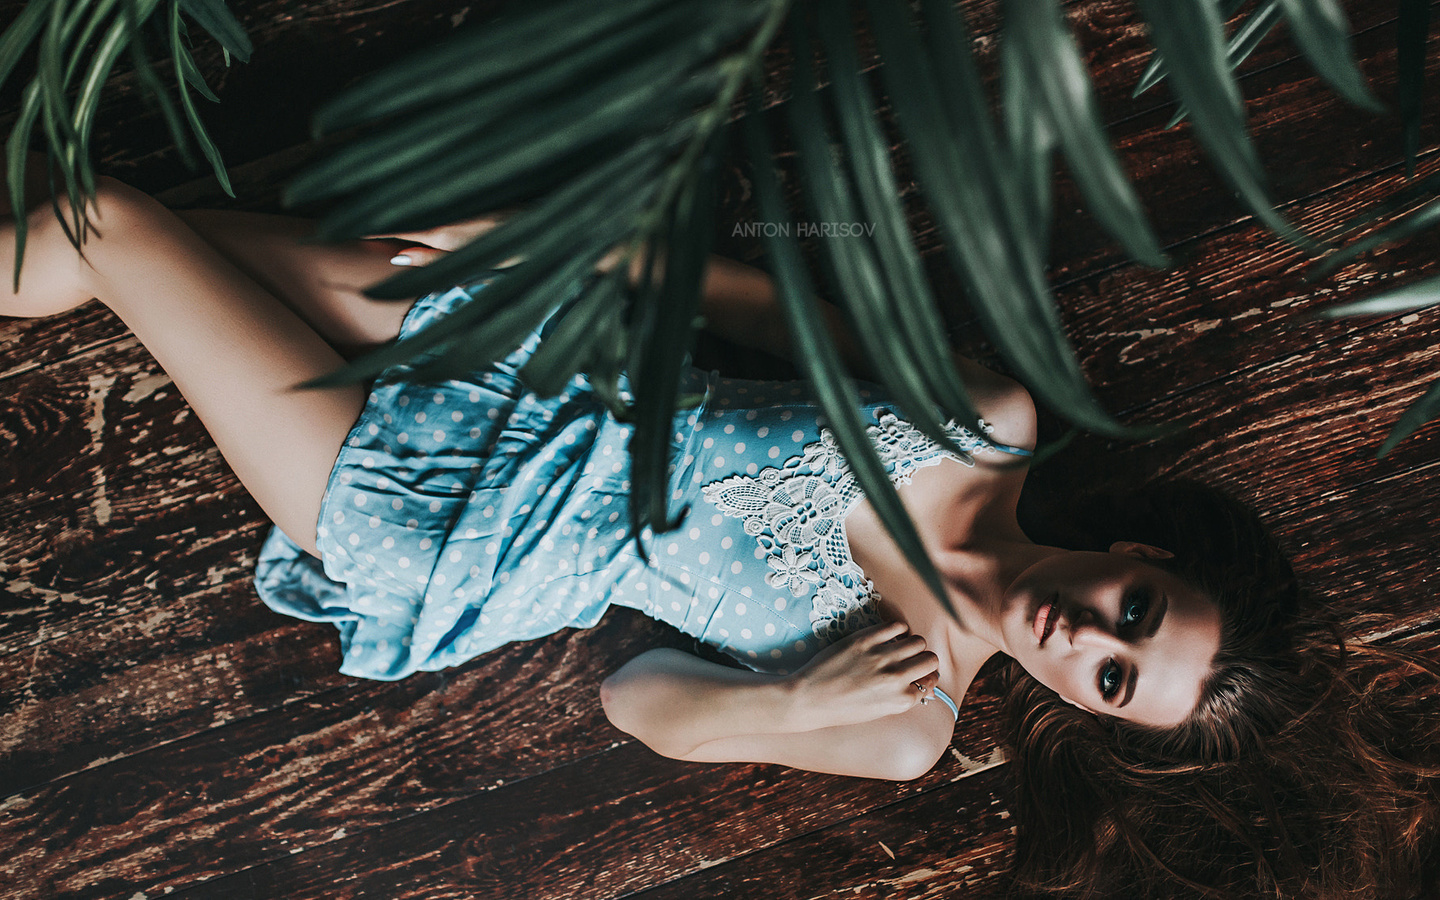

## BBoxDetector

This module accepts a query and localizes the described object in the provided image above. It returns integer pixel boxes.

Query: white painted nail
[390,254,412,266]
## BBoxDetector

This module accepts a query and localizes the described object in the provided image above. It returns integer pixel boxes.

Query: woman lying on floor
[4,169,1436,898]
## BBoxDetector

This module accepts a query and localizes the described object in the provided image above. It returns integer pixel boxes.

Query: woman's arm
[381,222,1036,446]
[600,622,955,781]
[695,256,1037,449]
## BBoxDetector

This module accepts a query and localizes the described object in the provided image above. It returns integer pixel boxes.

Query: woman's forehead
[1127,581,1222,727]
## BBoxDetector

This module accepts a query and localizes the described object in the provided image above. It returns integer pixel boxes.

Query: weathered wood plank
[625,764,1016,900]
[0,611,670,898]
[0,334,270,656]
[3,281,1433,793]
[1057,159,1440,419]
[0,608,1004,899]
[0,4,1435,900]
[165,739,1012,900]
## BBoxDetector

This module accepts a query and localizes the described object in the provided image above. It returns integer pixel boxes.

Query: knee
[87,176,169,235]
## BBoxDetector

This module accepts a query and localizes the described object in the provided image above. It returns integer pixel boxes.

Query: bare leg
[174,209,415,356]
[2,178,376,556]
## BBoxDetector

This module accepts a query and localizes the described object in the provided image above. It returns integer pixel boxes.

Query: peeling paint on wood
[1,1,1437,898]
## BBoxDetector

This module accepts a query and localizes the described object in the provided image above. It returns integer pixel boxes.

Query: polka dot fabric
[254,282,1023,681]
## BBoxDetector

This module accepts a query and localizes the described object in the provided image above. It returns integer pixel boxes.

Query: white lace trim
[702,410,1000,646]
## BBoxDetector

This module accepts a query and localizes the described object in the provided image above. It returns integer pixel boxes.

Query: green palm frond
[285,0,1379,589]
[1275,0,1382,112]
[1319,276,1440,318]
[1005,0,1167,267]
[789,7,976,461]
[1310,193,1440,279]
[1135,0,1309,246]
[1141,0,1285,129]
[1398,0,1432,176]
[870,0,1126,434]
[1133,0,1251,97]
[5,0,1391,592]
[1377,375,1440,457]
[740,91,953,617]
[0,0,250,287]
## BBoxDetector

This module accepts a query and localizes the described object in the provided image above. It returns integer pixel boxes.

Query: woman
[4,174,1434,895]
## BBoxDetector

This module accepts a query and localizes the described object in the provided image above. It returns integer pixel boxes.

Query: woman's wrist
[775,670,831,734]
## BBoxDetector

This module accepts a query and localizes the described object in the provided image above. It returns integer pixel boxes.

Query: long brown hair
[1004,482,1440,898]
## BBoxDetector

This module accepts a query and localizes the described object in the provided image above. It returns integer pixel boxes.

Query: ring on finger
[913,681,930,705]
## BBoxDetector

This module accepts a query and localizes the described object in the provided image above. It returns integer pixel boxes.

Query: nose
[1067,610,1126,653]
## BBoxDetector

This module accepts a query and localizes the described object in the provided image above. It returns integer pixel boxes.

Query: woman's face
[1000,543,1223,727]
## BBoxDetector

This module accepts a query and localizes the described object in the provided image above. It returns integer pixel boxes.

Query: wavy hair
[1004,482,1440,898]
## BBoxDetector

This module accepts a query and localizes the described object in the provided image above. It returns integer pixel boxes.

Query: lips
[1033,598,1059,646]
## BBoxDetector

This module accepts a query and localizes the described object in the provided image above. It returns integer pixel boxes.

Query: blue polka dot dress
[254,283,1026,680]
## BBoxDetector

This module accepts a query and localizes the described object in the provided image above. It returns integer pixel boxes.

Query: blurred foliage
[4,0,1427,609]
[0,0,250,287]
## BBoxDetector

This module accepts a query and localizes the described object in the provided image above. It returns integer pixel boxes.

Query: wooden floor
[2,1,1438,897]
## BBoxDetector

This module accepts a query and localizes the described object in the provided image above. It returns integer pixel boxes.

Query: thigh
[83,186,372,555]
[177,209,418,356]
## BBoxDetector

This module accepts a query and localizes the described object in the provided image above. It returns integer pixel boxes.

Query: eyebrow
[1119,666,1137,708]
[1118,593,1167,709]
[1145,593,1168,639]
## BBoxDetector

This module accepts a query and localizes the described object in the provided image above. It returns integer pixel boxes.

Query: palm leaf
[291,14,741,228]
[129,29,196,170]
[306,153,668,386]
[817,0,986,438]
[7,84,44,290]
[1163,2,1286,129]
[1000,23,1057,261]
[626,134,720,541]
[177,0,250,62]
[2,0,248,275]
[170,0,233,196]
[409,242,619,384]
[312,0,686,134]
[1316,271,1440,454]
[863,0,1126,436]
[1311,171,1440,246]
[1274,0,1380,112]
[1310,197,1440,279]
[788,11,948,447]
[518,272,630,397]
[741,98,956,619]
[1398,0,1432,176]
[1319,275,1440,317]
[290,2,757,208]
[0,0,51,89]
[1134,0,1309,247]
[1004,0,1167,267]
[1378,375,1440,458]
[1133,0,1249,97]
[361,135,674,301]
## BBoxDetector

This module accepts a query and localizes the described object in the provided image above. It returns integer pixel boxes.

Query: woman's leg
[1,178,379,556]
[174,209,415,356]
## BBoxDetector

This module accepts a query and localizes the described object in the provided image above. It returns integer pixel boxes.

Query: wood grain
[2,1,1438,899]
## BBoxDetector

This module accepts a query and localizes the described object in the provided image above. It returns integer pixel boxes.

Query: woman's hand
[369,210,640,277]
[787,621,940,731]
[369,211,518,267]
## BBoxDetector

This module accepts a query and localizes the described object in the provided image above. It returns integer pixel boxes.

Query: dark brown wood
[632,765,1018,900]
[2,1,1438,898]
[187,750,1019,900]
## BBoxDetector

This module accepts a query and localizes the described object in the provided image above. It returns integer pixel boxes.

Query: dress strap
[931,685,960,721]
[988,441,1033,458]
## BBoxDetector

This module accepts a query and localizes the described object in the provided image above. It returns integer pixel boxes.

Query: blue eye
[1120,588,1151,629]
[1099,659,1123,700]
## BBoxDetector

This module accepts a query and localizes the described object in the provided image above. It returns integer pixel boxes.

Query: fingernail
[390,254,412,266]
